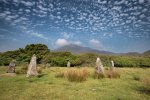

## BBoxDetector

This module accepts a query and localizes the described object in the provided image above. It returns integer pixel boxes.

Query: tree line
[0,44,150,67]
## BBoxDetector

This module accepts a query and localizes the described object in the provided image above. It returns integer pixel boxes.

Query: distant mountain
[118,50,150,56]
[54,44,150,56]
[54,44,115,55]
[120,52,141,56]
[143,50,150,56]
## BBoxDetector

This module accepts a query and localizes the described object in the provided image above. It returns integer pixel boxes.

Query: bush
[64,68,89,82]
[0,43,150,68]
[71,58,84,66]
[114,57,136,67]
[139,58,150,67]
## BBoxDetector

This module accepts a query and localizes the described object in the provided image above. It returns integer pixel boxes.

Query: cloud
[97,0,107,4]
[72,41,82,45]
[89,39,103,50]
[20,1,34,6]
[61,32,74,39]
[38,5,47,11]
[89,39,100,44]
[139,0,144,3]
[55,38,69,46]
[55,38,82,46]
[0,0,149,40]
[29,32,48,40]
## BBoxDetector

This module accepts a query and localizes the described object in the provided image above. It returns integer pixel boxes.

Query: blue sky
[0,0,150,53]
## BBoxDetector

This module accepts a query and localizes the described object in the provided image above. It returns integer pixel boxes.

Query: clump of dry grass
[64,68,89,82]
[16,65,43,74]
[93,72,105,79]
[16,66,27,74]
[141,78,150,88]
[37,67,43,74]
[0,73,16,77]
[139,77,150,94]
[106,70,120,78]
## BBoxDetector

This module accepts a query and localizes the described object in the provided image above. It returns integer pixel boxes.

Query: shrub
[71,58,84,66]
[51,57,67,67]
[139,58,150,67]
[64,68,89,82]
[114,57,136,67]
[1,43,150,68]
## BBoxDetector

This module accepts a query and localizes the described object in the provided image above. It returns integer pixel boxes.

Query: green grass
[0,66,150,100]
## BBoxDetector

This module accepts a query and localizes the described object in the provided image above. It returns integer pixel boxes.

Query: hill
[54,44,150,57]
[54,44,115,55]
[143,50,150,56]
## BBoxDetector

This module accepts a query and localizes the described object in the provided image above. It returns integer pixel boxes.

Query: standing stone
[26,54,38,77]
[7,60,16,73]
[110,60,115,71]
[95,57,105,74]
[67,61,70,67]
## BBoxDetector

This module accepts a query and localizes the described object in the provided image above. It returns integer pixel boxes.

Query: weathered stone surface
[110,60,115,71]
[95,57,105,74]
[26,54,38,77]
[7,61,16,73]
[67,61,70,67]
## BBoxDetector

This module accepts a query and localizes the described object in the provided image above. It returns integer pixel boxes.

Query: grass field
[0,66,150,100]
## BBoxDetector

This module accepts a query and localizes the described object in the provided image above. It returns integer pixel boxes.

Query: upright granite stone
[7,61,16,73]
[110,60,115,71]
[26,54,38,77]
[67,61,71,67]
[95,57,105,74]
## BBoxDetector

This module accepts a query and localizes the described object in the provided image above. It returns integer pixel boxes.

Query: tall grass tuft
[37,67,43,74]
[139,77,150,94]
[64,68,89,82]
[16,66,27,74]
[106,71,120,78]
[93,72,105,79]
[141,78,150,88]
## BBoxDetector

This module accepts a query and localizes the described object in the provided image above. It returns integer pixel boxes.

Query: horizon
[0,43,149,54]
[0,0,150,53]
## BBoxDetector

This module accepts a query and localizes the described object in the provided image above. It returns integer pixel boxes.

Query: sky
[0,0,150,53]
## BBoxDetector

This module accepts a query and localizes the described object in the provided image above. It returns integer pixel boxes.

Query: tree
[24,44,49,63]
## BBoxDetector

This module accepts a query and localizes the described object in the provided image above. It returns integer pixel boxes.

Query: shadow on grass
[137,86,150,95]
[37,74,47,78]
[27,74,47,83]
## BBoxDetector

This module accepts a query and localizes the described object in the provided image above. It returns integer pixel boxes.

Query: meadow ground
[0,66,150,100]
